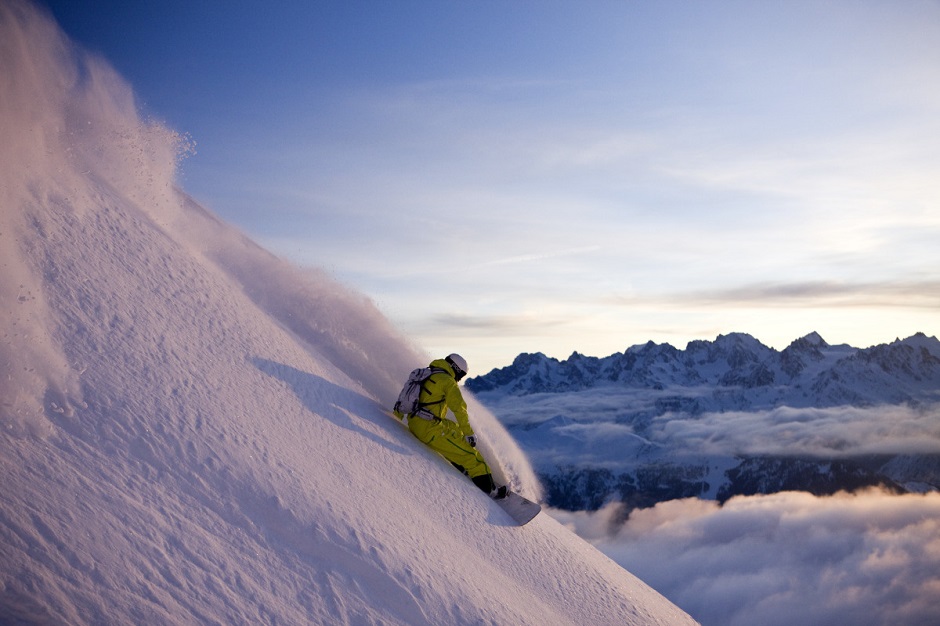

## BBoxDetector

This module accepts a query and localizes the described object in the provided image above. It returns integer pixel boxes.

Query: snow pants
[408,416,491,479]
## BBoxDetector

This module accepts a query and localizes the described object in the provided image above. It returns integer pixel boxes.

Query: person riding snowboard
[394,354,507,499]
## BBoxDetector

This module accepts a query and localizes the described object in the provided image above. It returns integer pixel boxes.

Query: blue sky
[41,0,940,374]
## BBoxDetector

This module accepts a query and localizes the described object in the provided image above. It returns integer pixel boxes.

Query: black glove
[464,435,477,448]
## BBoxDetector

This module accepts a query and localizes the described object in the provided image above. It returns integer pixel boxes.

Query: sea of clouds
[482,384,940,624]
[483,385,940,465]
[650,403,940,458]
[551,488,940,626]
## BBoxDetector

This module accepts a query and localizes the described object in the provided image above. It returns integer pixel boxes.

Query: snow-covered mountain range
[467,332,940,510]
[0,3,697,624]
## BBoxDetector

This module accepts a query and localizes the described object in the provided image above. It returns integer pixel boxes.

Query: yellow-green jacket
[416,358,474,437]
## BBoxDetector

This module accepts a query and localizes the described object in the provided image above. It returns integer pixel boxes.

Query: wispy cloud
[651,404,940,458]
[429,312,575,335]
[480,245,601,268]
[607,280,940,310]
[483,389,940,467]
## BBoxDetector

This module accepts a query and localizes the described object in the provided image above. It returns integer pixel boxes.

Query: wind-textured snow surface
[0,2,696,624]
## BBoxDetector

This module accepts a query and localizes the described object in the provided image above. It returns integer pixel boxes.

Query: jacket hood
[429,358,456,378]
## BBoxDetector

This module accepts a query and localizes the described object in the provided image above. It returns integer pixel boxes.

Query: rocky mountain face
[467,333,940,511]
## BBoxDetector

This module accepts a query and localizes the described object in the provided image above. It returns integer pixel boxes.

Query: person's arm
[444,381,473,436]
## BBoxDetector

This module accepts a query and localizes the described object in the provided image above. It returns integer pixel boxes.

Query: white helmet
[445,353,468,380]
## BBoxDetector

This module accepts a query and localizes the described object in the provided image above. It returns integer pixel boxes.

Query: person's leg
[409,418,492,479]
[430,427,506,496]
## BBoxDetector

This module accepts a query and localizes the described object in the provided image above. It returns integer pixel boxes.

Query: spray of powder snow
[1,0,96,435]
[1,0,195,435]
[0,0,540,497]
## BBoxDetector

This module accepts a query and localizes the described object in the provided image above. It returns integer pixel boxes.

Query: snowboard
[495,491,541,526]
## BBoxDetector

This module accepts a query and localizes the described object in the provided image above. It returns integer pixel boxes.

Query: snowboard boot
[472,473,496,493]
[472,474,509,500]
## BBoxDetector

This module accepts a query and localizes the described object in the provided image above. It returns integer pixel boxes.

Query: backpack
[393,367,445,419]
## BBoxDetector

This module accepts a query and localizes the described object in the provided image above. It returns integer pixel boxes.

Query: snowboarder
[394,354,507,499]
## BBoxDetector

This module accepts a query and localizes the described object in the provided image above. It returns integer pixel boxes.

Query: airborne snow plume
[0,2,694,624]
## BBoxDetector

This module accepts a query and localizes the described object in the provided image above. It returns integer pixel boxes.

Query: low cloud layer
[652,404,940,457]
[552,489,940,626]
[486,387,940,465]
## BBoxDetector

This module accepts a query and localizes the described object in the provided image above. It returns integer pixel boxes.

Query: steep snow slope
[0,3,696,624]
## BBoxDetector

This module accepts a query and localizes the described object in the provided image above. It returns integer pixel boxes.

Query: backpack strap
[415,367,448,417]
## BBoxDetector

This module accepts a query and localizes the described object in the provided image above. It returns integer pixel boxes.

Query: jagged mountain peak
[798,331,828,347]
[714,331,765,345]
[896,332,940,351]
[684,332,773,361]
[510,351,555,367]
[626,339,676,354]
